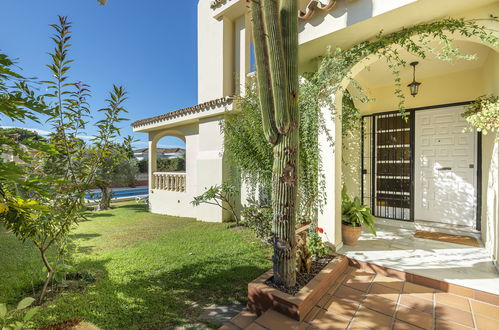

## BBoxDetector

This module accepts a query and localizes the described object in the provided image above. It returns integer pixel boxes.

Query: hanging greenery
[462,95,499,136]
[224,16,498,221]
[223,79,322,222]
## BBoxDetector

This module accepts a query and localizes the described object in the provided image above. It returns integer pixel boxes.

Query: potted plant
[341,186,376,246]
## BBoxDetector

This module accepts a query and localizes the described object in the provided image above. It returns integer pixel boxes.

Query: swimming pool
[85,187,148,200]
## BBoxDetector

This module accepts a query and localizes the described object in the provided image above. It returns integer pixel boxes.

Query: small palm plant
[341,186,376,245]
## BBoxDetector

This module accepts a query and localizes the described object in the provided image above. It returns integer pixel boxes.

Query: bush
[241,198,273,244]
[137,159,148,173]
[136,158,186,173]
[158,157,185,172]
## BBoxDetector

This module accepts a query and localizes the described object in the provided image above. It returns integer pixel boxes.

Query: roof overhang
[132,97,234,133]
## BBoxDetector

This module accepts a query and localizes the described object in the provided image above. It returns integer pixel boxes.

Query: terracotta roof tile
[211,0,339,21]
[131,96,233,129]
[299,0,338,20]
[210,0,227,9]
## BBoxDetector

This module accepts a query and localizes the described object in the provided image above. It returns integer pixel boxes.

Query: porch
[338,223,499,296]
[317,36,499,274]
[131,97,235,222]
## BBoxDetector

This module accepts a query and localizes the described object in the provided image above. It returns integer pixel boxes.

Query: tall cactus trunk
[250,0,299,288]
[271,128,299,287]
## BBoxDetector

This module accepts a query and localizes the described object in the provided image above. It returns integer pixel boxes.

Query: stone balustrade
[153,172,186,192]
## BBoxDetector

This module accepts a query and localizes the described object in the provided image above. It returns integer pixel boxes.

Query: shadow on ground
[37,255,268,330]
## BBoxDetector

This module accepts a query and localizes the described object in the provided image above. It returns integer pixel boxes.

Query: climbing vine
[462,95,499,136]
[224,16,498,220]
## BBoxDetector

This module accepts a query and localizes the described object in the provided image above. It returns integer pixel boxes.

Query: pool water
[85,187,148,200]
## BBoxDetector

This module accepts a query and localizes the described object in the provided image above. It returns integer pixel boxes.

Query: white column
[148,135,157,192]
[318,94,343,249]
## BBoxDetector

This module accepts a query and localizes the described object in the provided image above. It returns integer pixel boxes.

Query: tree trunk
[99,186,110,210]
[272,128,298,287]
[38,248,53,303]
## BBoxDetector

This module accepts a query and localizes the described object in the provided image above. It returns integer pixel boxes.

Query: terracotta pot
[342,223,362,246]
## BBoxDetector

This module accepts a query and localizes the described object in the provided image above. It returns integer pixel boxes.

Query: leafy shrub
[241,198,273,244]
[461,95,498,136]
[191,182,240,224]
[157,158,185,172]
[341,186,376,235]
[307,224,331,258]
[0,297,38,329]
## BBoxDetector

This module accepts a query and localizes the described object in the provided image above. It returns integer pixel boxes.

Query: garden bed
[248,253,348,321]
[265,255,334,296]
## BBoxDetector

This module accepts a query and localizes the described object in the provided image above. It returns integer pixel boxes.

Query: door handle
[436,167,452,171]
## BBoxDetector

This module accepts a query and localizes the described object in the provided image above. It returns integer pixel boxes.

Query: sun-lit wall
[480,51,499,267]
[341,51,499,266]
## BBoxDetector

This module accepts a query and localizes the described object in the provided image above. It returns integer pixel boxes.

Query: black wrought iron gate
[361,111,414,221]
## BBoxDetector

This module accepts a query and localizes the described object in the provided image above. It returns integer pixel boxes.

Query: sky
[0,0,198,149]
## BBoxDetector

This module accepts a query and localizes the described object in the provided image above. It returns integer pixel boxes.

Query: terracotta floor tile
[399,293,434,314]
[352,306,393,330]
[245,323,267,330]
[362,294,397,317]
[473,290,499,306]
[368,283,400,302]
[470,299,499,320]
[309,309,351,330]
[475,314,499,330]
[333,285,365,303]
[304,306,321,323]
[344,274,375,292]
[435,319,473,330]
[403,282,434,301]
[395,305,433,330]
[255,310,300,330]
[348,321,371,329]
[373,274,405,291]
[392,320,424,330]
[435,303,474,328]
[351,268,377,277]
[218,322,242,330]
[317,293,332,308]
[231,311,258,329]
[435,292,471,312]
[327,275,347,295]
[294,323,310,330]
[326,297,359,319]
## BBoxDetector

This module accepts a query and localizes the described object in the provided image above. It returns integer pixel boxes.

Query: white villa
[132,0,499,287]
[133,147,185,161]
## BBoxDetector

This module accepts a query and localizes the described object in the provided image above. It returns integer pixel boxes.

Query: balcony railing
[153,172,186,192]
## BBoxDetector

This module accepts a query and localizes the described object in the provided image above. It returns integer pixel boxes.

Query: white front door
[414,106,476,227]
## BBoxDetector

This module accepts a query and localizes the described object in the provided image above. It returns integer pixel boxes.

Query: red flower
[317,227,324,234]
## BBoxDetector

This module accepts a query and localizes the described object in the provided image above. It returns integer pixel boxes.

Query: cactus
[250,0,299,288]
[296,236,313,273]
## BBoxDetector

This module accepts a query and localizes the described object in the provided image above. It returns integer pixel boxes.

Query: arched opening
[326,37,499,273]
[148,130,188,193]
[154,136,186,173]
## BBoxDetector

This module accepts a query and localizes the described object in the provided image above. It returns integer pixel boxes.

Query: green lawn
[0,202,271,329]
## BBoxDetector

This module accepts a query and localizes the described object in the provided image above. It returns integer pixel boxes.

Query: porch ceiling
[354,40,493,89]
[298,0,497,68]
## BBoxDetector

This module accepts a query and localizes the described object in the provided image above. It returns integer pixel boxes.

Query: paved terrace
[221,265,499,330]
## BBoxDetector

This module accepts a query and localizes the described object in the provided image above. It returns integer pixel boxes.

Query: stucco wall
[198,0,232,102]
[195,116,233,222]
[480,52,499,267]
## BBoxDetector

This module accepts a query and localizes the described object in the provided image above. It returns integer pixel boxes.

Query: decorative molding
[299,0,338,20]
[131,96,233,128]
[210,0,227,9]
[211,0,340,21]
